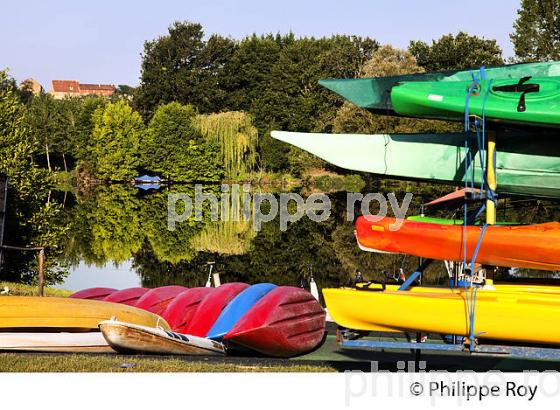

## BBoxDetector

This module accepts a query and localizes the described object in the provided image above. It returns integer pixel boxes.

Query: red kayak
[185,283,249,336]
[69,287,117,301]
[224,286,326,357]
[134,286,187,315]
[162,287,215,333]
[104,287,149,306]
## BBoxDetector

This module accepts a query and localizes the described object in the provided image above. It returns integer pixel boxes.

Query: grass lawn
[0,282,72,297]
[0,353,335,372]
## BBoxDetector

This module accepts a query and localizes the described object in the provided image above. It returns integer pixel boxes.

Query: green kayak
[391,76,560,128]
[270,130,560,199]
[407,216,516,225]
[319,61,560,115]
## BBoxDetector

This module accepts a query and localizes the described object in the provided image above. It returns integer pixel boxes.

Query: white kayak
[99,320,226,356]
[0,332,111,353]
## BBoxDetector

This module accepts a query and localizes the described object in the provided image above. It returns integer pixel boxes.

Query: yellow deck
[323,287,560,345]
[0,296,170,331]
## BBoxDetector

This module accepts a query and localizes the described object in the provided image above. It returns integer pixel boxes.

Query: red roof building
[50,80,115,99]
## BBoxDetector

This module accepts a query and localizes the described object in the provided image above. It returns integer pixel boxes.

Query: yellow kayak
[323,287,560,345]
[0,297,170,332]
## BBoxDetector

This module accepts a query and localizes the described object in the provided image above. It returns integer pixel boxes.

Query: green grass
[0,353,335,372]
[0,282,72,297]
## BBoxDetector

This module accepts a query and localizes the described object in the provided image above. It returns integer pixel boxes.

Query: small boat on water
[0,297,169,331]
[224,286,326,357]
[322,287,560,345]
[134,286,187,315]
[162,287,214,333]
[104,287,149,306]
[69,287,117,300]
[99,320,225,356]
[206,283,277,340]
[0,332,111,353]
[184,283,249,336]
[356,215,560,271]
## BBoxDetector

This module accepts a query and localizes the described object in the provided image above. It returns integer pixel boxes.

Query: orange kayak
[356,216,560,271]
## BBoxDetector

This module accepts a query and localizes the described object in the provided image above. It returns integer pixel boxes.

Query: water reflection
[56,182,560,292]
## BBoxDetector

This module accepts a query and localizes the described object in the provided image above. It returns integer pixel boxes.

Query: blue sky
[1,0,521,89]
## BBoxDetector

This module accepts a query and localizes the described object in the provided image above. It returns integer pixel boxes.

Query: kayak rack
[340,337,560,361]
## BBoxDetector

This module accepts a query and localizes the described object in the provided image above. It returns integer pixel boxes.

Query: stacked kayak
[391,76,560,128]
[356,216,560,271]
[323,287,560,345]
[270,130,560,199]
[319,60,560,115]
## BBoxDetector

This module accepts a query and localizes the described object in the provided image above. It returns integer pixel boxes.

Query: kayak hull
[69,287,117,301]
[162,287,215,333]
[323,287,560,345]
[319,61,560,113]
[104,287,149,306]
[99,320,225,356]
[185,283,250,337]
[206,283,277,340]
[134,286,187,315]
[0,296,170,332]
[224,287,326,357]
[271,130,560,199]
[356,216,560,271]
[0,332,111,353]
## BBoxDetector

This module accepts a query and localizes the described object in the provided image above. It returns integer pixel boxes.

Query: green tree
[409,32,504,71]
[511,0,560,61]
[91,99,144,181]
[0,70,69,284]
[142,102,223,182]
[136,21,237,118]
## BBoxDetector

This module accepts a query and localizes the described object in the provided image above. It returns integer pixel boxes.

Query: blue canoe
[206,283,277,340]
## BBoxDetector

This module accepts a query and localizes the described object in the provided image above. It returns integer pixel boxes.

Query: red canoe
[185,283,249,337]
[224,286,326,357]
[134,286,187,315]
[356,215,560,270]
[104,287,149,306]
[162,287,215,333]
[69,287,117,301]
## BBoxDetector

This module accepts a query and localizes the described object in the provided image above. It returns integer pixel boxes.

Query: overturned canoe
[322,287,560,345]
[356,216,560,271]
[0,332,111,353]
[99,320,225,355]
[185,283,249,337]
[162,287,215,333]
[206,283,277,340]
[271,130,560,199]
[319,61,560,114]
[69,287,117,300]
[104,287,149,306]
[0,297,170,332]
[134,286,187,315]
[224,286,326,357]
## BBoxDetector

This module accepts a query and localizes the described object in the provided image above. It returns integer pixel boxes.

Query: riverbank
[0,282,72,297]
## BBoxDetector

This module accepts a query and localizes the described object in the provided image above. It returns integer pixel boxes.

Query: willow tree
[193,111,258,180]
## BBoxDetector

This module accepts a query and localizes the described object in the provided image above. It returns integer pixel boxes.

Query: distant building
[50,80,115,99]
[19,78,43,95]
